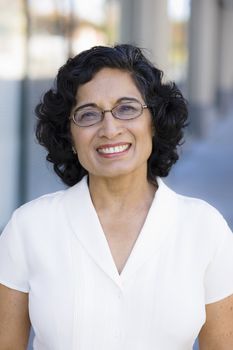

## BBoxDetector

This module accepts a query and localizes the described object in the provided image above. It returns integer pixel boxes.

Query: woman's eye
[117,104,137,114]
[78,110,99,120]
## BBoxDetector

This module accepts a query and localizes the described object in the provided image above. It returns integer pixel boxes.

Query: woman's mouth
[96,143,131,156]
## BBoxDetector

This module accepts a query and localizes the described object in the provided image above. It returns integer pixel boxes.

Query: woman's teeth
[97,144,130,154]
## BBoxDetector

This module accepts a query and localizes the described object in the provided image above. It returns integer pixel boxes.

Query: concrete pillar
[119,0,170,73]
[0,81,21,230]
[217,4,233,113]
[188,0,219,136]
[0,2,25,229]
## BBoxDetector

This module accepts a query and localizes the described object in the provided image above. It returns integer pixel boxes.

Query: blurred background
[0,0,232,349]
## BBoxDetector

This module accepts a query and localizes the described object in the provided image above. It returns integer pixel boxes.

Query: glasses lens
[113,101,143,120]
[74,107,102,126]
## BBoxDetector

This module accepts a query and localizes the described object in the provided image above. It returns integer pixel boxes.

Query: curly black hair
[35,44,188,186]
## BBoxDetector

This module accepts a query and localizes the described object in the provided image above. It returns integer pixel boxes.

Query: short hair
[35,44,188,186]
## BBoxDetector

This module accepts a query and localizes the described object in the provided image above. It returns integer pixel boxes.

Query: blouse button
[117,291,122,298]
[114,329,121,338]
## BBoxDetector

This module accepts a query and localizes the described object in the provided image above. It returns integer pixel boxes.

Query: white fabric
[0,177,233,350]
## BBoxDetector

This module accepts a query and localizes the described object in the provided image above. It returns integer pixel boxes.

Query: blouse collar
[63,176,179,288]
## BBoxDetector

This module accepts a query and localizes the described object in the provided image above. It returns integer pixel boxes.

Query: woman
[0,44,233,350]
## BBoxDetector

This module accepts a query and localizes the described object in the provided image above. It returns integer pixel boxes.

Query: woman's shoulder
[159,178,231,242]
[4,190,66,240]
[10,177,87,231]
[176,190,222,217]
[160,178,225,219]
[15,188,66,217]
[14,177,87,217]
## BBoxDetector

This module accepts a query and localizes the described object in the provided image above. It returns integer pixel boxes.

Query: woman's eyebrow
[116,97,140,103]
[74,103,97,111]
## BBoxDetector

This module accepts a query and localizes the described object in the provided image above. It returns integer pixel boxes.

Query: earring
[72,146,77,154]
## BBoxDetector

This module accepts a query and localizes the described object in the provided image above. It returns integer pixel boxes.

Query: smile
[97,143,131,155]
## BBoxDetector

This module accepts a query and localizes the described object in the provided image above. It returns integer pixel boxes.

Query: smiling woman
[35,44,188,186]
[0,44,233,350]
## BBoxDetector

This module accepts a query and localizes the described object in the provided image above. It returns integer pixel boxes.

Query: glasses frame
[70,101,148,127]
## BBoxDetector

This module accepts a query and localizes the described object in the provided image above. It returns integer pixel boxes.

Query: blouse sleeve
[0,211,29,293]
[204,216,233,304]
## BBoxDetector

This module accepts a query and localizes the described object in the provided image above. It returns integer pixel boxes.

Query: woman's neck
[88,172,157,214]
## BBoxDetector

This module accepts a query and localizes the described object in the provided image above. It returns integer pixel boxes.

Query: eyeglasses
[71,100,148,127]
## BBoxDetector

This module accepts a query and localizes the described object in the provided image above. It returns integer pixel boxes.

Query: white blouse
[0,177,233,350]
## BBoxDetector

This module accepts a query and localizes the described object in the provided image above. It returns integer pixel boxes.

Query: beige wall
[119,0,170,73]
[188,0,219,106]
[218,7,233,94]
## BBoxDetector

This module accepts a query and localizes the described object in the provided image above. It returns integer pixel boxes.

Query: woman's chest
[98,210,150,274]
[27,234,206,350]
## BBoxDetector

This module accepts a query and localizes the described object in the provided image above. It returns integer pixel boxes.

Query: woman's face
[70,68,154,181]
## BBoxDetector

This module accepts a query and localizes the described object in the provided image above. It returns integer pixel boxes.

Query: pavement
[166,110,233,230]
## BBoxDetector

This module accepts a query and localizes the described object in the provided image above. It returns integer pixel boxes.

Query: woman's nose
[97,112,124,139]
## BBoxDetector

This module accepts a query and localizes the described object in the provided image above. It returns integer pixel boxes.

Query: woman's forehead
[76,68,143,104]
